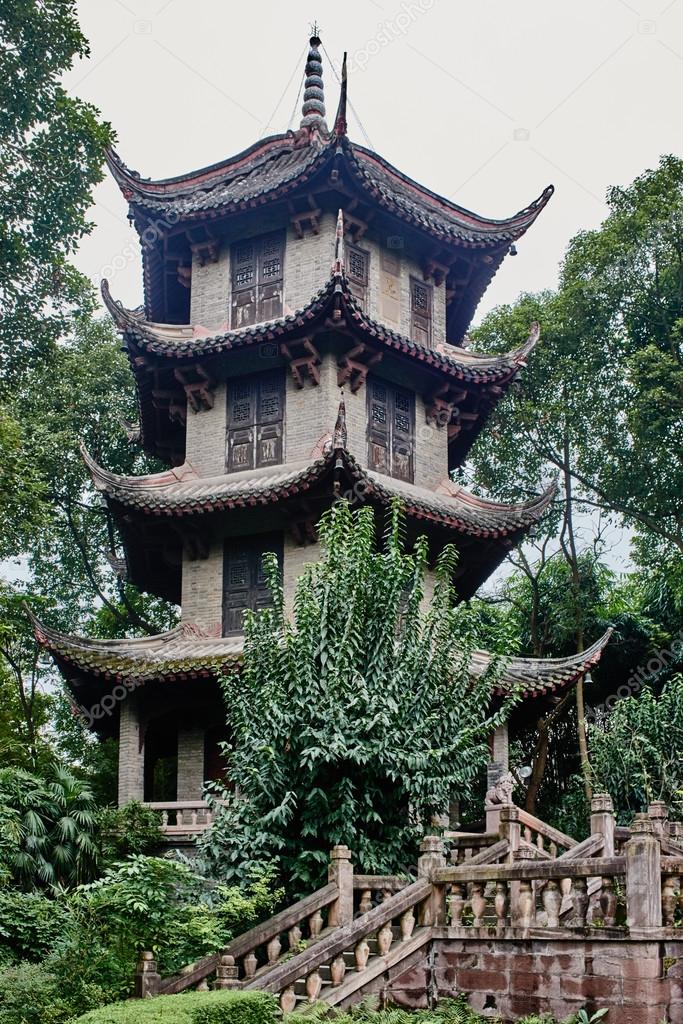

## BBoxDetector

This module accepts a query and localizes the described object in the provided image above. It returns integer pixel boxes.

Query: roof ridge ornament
[334,52,348,137]
[300,29,328,133]
[332,208,345,278]
[333,391,348,450]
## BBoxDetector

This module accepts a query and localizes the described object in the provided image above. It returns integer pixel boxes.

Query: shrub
[73,990,279,1024]
[0,889,70,964]
[0,962,72,1024]
[97,803,165,866]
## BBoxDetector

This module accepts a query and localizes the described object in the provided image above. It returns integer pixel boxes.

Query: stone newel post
[625,814,662,933]
[590,792,616,856]
[417,835,446,926]
[327,845,354,927]
[135,951,161,998]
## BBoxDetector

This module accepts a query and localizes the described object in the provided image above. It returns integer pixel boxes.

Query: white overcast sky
[68,0,683,318]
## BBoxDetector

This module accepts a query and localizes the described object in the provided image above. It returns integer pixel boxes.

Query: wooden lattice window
[222,534,283,635]
[230,231,285,329]
[367,376,415,483]
[346,243,369,306]
[226,371,284,472]
[410,278,432,347]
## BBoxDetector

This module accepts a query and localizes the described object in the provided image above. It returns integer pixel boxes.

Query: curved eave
[487,629,614,699]
[107,138,553,253]
[82,443,554,542]
[31,612,610,707]
[102,275,538,386]
[31,612,241,688]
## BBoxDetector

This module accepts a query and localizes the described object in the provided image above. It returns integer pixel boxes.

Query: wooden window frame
[410,277,433,347]
[366,376,415,484]
[346,242,370,306]
[222,533,284,636]
[225,370,285,473]
[230,231,285,329]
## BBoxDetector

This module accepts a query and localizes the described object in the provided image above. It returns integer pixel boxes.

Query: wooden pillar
[118,696,144,806]
[625,814,662,932]
[327,845,354,927]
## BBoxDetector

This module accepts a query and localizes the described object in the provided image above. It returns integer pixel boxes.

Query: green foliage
[97,803,165,867]
[0,764,99,890]
[283,996,600,1023]
[54,857,282,1004]
[0,962,73,1024]
[199,501,515,893]
[0,0,113,390]
[589,675,683,822]
[73,991,279,1024]
[0,889,69,964]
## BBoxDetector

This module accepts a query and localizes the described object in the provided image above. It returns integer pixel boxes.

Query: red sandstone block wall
[385,937,683,1024]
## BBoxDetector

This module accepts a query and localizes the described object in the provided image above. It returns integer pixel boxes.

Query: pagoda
[33,35,610,818]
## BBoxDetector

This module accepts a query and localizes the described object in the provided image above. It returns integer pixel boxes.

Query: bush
[0,889,70,964]
[73,990,279,1024]
[97,803,165,866]
[0,962,72,1024]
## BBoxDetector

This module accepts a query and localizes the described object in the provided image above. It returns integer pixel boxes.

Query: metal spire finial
[300,28,327,131]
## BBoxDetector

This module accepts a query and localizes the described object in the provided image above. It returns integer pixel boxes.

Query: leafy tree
[200,501,515,893]
[469,156,683,800]
[589,676,683,823]
[0,0,113,390]
[0,765,99,890]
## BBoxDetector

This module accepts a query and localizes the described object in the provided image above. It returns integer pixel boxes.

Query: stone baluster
[196,978,209,992]
[648,800,669,837]
[524,825,533,845]
[242,951,257,979]
[448,883,465,927]
[327,845,353,927]
[499,806,521,861]
[536,833,544,852]
[513,880,534,929]
[377,920,393,955]
[161,810,169,829]
[662,874,678,927]
[400,907,415,941]
[280,986,297,1013]
[329,954,346,986]
[135,951,161,998]
[600,876,617,927]
[417,836,446,926]
[381,888,391,903]
[470,882,487,928]
[543,879,562,928]
[214,954,239,989]
[288,924,302,950]
[494,881,509,932]
[549,842,557,858]
[266,934,281,964]
[190,808,198,829]
[354,937,370,971]
[308,909,323,938]
[358,889,372,915]
[625,815,662,933]
[305,969,322,1003]
[591,793,616,856]
[571,877,589,927]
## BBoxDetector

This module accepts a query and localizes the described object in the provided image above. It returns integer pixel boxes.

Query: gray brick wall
[190,246,230,331]
[181,541,223,631]
[177,726,206,801]
[284,214,336,312]
[185,382,227,477]
[118,695,144,804]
